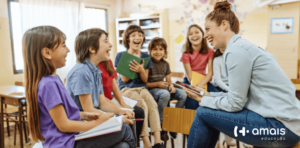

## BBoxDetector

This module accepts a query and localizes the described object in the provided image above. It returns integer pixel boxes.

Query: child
[146,37,187,139]
[65,28,134,125]
[213,48,228,92]
[98,59,145,144]
[180,24,219,110]
[23,26,135,148]
[114,25,163,148]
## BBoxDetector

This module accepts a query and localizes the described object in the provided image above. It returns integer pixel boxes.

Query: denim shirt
[201,35,300,136]
[65,59,104,111]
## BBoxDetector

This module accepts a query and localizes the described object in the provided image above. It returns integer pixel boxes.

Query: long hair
[100,61,114,76]
[183,24,209,54]
[214,49,223,58]
[23,26,65,142]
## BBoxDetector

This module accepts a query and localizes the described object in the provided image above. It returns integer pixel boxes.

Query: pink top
[180,49,214,76]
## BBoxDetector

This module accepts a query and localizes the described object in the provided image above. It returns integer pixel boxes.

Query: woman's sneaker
[152,143,164,148]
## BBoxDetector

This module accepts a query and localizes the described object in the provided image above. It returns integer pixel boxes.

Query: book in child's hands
[74,115,123,141]
[116,52,151,80]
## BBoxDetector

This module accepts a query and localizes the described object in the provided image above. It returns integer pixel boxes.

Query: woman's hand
[157,81,169,88]
[182,87,202,102]
[190,85,210,96]
[169,84,176,94]
[129,60,145,73]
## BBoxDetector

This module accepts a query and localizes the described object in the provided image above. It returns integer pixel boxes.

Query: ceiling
[253,0,300,7]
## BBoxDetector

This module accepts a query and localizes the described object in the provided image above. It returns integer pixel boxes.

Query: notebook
[191,71,207,91]
[74,115,123,141]
[111,95,138,108]
[116,52,151,80]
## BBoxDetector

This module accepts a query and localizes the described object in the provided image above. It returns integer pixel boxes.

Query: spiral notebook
[116,52,151,80]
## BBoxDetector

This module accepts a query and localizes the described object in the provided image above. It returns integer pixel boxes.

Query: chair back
[162,107,196,135]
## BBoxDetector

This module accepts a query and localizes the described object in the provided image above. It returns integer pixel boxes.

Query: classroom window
[7,2,108,74]
[82,7,108,32]
[8,0,23,74]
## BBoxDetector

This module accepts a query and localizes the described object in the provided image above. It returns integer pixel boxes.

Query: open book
[116,52,151,79]
[111,95,138,108]
[75,115,123,141]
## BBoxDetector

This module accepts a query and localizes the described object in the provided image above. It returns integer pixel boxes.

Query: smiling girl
[114,25,163,148]
[180,24,219,110]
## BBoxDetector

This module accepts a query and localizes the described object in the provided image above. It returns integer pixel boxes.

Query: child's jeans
[188,106,300,148]
[149,88,187,123]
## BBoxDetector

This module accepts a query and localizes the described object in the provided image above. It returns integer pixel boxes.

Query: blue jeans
[183,77,219,110]
[188,107,300,148]
[149,88,187,123]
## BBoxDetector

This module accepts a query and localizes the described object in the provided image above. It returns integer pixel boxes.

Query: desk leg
[0,97,4,148]
[18,105,23,148]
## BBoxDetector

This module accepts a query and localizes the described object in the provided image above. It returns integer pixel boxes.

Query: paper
[191,71,207,91]
[75,116,123,141]
[111,95,138,108]
[175,35,184,44]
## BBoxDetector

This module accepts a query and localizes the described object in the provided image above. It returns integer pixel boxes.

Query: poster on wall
[271,17,294,34]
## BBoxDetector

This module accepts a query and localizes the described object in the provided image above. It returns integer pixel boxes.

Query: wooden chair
[4,81,29,145]
[162,107,196,148]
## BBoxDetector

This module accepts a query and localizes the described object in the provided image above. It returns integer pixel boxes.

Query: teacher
[184,1,300,148]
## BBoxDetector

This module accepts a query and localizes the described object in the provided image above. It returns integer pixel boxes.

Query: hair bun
[214,1,231,11]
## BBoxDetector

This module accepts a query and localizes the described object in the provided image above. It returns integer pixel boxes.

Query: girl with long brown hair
[184,1,300,147]
[23,26,135,148]
[180,24,219,110]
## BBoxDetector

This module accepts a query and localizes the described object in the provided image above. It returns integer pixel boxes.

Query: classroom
[1,0,300,148]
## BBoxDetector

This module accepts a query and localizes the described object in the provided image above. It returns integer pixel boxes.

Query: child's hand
[129,60,144,73]
[95,112,114,125]
[169,84,176,94]
[83,112,100,121]
[157,81,169,88]
[123,115,134,125]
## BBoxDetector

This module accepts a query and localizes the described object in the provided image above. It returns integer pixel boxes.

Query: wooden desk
[0,85,26,148]
[295,84,300,101]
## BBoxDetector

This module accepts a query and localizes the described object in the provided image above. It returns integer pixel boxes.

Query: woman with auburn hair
[23,26,135,148]
[180,24,219,110]
[184,1,300,147]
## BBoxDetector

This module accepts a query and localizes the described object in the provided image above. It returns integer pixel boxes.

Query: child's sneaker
[152,143,164,148]
[169,132,177,139]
